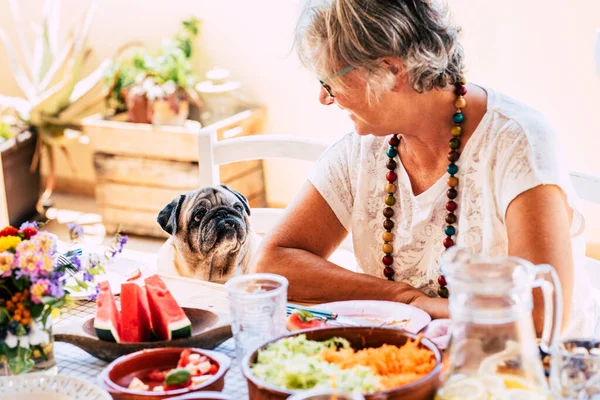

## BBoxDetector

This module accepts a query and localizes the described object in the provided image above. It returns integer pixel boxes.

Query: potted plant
[0,116,39,227]
[0,0,111,215]
[104,18,202,126]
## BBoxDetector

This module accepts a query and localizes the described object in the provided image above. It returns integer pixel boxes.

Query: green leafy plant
[105,17,201,113]
[0,0,111,209]
[0,122,16,143]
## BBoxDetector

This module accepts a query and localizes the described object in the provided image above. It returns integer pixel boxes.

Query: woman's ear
[381,57,406,92]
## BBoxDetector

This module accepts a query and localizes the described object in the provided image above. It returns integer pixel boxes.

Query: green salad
[250,335,381,393]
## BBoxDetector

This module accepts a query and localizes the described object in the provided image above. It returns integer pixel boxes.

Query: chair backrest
[570,170,600,204]
[197,127,330,232]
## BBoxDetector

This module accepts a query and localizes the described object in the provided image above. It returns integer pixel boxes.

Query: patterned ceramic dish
[0,375,111,400]
[100,347,231,400]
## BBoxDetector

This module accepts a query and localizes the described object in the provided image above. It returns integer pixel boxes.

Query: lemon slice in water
[435,377,487,400]
[506,388,547,400]
[501,375,536,391]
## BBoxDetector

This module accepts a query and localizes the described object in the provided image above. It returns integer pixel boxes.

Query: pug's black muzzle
[207,207,246,238]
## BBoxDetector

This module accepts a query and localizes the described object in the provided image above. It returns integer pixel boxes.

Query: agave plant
[0,0,111,210]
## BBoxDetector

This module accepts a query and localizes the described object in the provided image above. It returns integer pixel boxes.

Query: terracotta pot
[242,327,442,400]
[100,347,230,400]
[1,131,40,226]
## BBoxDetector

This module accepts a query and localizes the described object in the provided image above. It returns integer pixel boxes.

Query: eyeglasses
[319,66,355,98]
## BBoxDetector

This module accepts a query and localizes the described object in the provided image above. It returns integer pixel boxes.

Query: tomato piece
[286,312,329,331]
[208,364,218,375]
[146,369,168,381]
[177,349,192,368]
[163,378,192,391]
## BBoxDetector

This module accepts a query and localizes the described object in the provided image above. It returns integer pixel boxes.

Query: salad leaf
[251,335,381,393]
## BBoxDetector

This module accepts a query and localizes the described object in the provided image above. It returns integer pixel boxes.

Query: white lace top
[308,86,598,336]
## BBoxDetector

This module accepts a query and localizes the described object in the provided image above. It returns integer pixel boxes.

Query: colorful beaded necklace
[381,78,467,299]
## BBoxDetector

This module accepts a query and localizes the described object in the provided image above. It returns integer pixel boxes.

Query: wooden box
[83,108,267,238]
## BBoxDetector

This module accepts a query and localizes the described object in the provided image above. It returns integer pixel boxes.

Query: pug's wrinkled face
[157,185,251,259]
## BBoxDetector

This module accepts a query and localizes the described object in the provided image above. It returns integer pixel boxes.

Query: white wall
[1,0,599,242]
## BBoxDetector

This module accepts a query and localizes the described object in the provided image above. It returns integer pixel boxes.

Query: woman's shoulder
[482,87,557,146]
[321,131,386,162]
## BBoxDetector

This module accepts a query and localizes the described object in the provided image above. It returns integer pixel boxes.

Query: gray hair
[295,0,465,100]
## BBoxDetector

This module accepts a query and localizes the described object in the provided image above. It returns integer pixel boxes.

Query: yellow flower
[0,236,22,252]
[0,251,14,276]
[51,308,61,319]
[40,253,54,273]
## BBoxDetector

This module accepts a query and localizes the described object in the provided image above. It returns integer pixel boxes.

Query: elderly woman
[254,0,595,335]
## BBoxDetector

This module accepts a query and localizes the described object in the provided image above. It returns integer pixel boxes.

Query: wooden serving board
[53,277,232,362]
[53,307,232,363]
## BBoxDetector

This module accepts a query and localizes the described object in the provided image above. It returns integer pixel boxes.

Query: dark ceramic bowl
[100,347,231,400]
[242,327,442,400]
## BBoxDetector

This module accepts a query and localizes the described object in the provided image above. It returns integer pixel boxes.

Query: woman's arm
[252,181,448,318]
[505,184,574,335]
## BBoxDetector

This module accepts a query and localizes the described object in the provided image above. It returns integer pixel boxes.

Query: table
[53,277,250,399]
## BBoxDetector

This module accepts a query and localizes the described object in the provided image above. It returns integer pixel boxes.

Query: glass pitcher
[435,248,562,400]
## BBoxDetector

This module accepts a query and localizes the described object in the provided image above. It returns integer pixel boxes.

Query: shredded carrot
[319,334,437,389]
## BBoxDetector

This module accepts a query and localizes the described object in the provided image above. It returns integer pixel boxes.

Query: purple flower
[109,234,128,258]
[69,253,82,271]
[86,285,99,301]
[19,221,39,231]
[82,271,94,282]
[67,223,84,242]
[48,280,65,298]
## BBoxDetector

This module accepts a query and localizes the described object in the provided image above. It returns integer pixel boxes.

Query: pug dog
[156,185,257,283]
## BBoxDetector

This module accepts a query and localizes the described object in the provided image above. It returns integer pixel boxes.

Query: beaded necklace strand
[381,78,468,299]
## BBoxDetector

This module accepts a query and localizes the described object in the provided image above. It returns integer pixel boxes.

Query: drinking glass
[551,338,600,399]
[225,273,288,360]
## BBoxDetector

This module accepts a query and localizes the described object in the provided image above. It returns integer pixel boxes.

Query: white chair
[570,170,600,288]
[195,125,357,263]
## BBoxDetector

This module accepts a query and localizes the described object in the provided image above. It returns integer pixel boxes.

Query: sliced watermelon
[120,283,152,342]
[94,281,122,342]
[145,275,192,341]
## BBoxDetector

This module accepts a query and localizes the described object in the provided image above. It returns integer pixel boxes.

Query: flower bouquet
[0,222,124,375]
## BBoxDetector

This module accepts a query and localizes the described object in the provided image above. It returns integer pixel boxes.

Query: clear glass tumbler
[225,273,288,361]
[551,338,600,399]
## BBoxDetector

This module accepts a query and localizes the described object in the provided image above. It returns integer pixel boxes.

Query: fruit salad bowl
[100,347,230,400]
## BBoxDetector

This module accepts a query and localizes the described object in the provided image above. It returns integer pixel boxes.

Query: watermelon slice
[120,283,152,342]
[94,281,122,342]
[145,275,192,341]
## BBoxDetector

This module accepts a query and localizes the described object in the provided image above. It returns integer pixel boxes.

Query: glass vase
[0,317,57,376]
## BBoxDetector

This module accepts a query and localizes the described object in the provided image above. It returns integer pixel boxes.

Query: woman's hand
[254,182,430,305]
[409,295,449,320]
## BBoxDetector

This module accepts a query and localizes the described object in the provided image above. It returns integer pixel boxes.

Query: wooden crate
[83,108,267,237]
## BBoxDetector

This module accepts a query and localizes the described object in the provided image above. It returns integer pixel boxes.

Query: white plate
[0,375,111,400]
[62,244,157,300]
[311,300,431,334]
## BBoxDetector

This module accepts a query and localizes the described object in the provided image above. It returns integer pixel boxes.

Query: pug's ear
[157,195,185,235]
[220,184,251,216]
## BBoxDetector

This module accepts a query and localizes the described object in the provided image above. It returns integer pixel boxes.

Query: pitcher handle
[533,264,563,354]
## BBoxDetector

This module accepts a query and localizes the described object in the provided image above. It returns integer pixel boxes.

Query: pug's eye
[233,204,244,213]
[193,210,205,222]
